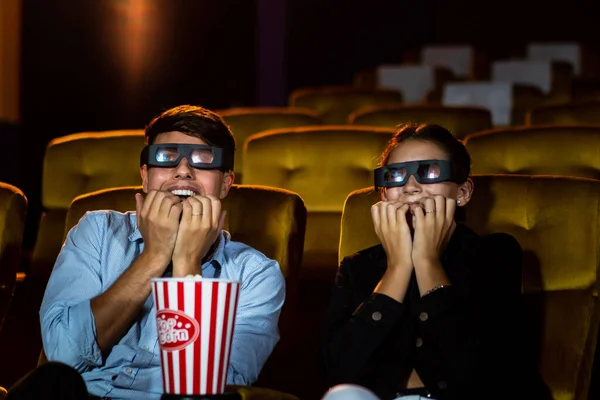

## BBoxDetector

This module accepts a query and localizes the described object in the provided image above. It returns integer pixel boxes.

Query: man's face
[140,131,234,199]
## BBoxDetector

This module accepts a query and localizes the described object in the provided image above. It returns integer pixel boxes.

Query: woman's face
[382,139,471,206]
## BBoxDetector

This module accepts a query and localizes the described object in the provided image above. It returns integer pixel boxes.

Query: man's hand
[134,183,183,275]
[172,194,226,277]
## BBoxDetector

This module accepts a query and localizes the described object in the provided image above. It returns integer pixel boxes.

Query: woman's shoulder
[455,223,522,257]
[337,244,388,289]
[477,230,523,257]
[340,244,387,273]
[454,224,524,286]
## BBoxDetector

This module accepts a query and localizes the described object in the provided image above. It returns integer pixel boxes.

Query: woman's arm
[412,233,528,398]
[319,253,409,385]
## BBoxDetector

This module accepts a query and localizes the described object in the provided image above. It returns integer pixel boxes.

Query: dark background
[1,0,599,397]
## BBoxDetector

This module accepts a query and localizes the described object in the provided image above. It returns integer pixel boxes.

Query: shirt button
[371,311,382,321]
[419,312,429,322]
[125,368,132,374]
[416,337,423,347]
[143,345,149,350]
[438,380,447,389]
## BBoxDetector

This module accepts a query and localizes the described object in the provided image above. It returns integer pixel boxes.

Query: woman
[320,123,548,400]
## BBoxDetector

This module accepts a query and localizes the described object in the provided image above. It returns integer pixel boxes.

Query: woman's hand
[371,200,414,272]
[411,195,456,269]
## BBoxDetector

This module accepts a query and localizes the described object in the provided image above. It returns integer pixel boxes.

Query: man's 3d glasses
[140,144,233,171]
[374,159,467,189]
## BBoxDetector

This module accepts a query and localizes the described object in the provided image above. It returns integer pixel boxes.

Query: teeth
[171,189,195,197]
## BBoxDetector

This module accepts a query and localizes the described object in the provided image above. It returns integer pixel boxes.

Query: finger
[396,203,411,230]
[186,196,203,221]
[141,190,158,217]
[371,203,382,236]
[217,210,226,232]
[419,197,436,214]
[433,195,446,225]
[411,204,425,230]
[396,203,410,215]
[385,202,399,230]
[169,202,183,222]
[149,191,165,216]
[205,195,221,227]
[159,193,180,217]
[179,200,193,224]
[445,197,456,225]
[135,193,144,223]
[193,195,212,225]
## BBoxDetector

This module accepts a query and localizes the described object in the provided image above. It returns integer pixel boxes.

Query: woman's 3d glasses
[374,159,467,189]
[140,144,234,171]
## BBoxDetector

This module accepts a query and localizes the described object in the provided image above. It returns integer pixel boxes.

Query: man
[40,105,285,399]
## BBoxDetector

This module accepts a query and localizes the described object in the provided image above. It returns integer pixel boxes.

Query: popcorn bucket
[152,277,241,396]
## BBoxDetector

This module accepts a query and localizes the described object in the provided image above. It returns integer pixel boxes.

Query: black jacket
[320,223,549,400]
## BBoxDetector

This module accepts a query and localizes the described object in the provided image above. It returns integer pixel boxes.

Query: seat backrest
[219,107,322,181]
[464,125,600,180]
[32,130,145,278]
[242,126,394,279]
[289,86,402,125]
[491,60,552,94]
[375,65,435,103]
[349,105,492,139]
[527,101,600,126]
[527,42,581,75]
[510,84,548,126]
[338,187,380,263]
[339,175,600,400]
[65,184,307,298]
[442,81,512,126]
[0,182,27,331]
[421,45,474,78]
[464,174,600,400]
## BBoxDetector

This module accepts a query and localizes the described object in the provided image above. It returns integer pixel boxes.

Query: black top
[320,223,549,400]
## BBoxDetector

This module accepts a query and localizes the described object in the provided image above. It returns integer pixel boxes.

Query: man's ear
[380,188,387,202]
[219,171,235,199]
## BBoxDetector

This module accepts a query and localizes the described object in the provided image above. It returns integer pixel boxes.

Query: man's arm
[40,212,117,370]
[89,251,166,355]
[91,190,180,356]
[42,191,181,368]
[226,257,285,385]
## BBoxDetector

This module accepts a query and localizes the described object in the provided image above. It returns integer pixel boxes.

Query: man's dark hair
[145,105,236,170]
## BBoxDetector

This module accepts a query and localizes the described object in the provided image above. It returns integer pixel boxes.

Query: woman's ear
[456,178,474,206]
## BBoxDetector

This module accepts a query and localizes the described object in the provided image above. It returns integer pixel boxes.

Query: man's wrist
[137,250,170,276]
[172,256,203,277]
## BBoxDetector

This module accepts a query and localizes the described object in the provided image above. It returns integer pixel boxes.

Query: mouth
[170,189,197,200]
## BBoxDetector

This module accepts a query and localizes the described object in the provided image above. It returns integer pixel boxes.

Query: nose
[402,175,422,195]
[173,157,195,180]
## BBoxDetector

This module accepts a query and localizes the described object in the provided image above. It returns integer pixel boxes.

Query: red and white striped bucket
[152,278,241,395]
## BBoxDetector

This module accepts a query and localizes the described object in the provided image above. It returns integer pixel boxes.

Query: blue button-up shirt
[40,210,285,399]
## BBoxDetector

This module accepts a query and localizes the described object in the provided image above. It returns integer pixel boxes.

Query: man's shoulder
[72,210,137,237]
[221,234,282,278]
